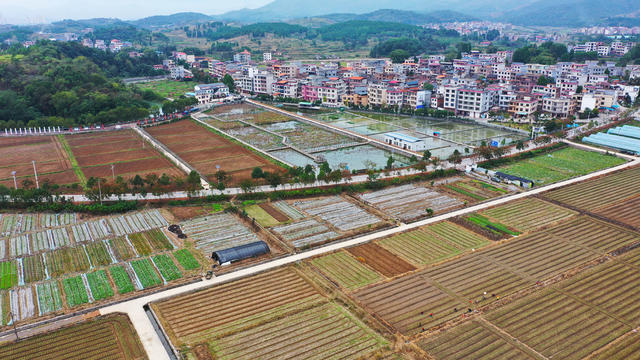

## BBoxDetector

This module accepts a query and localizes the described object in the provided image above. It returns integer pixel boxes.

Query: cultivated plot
[479,197,576,233]
[0,313,147,360]
[0,136,78,188]
[358,184,463,221]
[180,212,261,256]
[146,119,283,184]
[65,130,183,182]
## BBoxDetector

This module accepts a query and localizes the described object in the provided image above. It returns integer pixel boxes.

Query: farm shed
[212,241,270,265]
[495,172,534,188]
[608,125,640,140]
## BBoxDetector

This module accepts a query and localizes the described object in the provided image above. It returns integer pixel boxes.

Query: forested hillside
[0,41,165,129]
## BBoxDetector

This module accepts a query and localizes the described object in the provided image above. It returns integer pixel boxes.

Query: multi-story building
[233,50,252,64]
[509,94,539,118]
[194,83,230,103]
[542,97,573,117]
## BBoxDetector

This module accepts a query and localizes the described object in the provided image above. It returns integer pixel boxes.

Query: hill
[293,9,477,26]
[502,0,640,26]
[129,12,214,29]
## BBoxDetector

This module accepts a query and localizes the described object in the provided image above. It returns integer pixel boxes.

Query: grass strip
[445,184,486,200]
[57,134,87,185]
[467,214,520,236]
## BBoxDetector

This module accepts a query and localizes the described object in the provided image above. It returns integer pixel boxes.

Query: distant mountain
[129,12,214,29]
[214,0,640,27]
[297,10,478,26]
[213,0,532,23]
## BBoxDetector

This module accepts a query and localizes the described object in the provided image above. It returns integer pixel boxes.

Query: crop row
[311,251,381,291]
[293,196,381,231]
[480,198,576,232]
[181,213,259,255]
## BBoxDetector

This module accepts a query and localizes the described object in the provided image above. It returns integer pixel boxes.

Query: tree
[240,179,254,193]
[222,74,235,93]
[422,150,432,161]
[389,49,410,64]
[448,149,462,164]
[426,208,434,217]
[186,170,200,189]
[251,167,264,179]
[386,156,394,170]
[576,85,583,94]
[537,75,555,86]
[265,172,282,189]
[456,42,471,53]
[423,83,434,91]
[516,140,525,151]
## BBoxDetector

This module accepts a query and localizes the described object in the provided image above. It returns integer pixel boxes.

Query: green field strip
[173,249,200,271]
[445,184,486,200]
[57,134,86,185]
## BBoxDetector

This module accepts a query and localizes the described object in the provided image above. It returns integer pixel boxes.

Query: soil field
[259,202,289,222]
[479,197,577,233]
[543,166,640,210]
[353,272,466,335]
[441,178,510,202]
[0,136,77,186]
[65,130,183,182]
[146,120,283,185]
[347,243,416,277]
[152,268,324,345]
[0,313,147,359]
[419,319,536,360]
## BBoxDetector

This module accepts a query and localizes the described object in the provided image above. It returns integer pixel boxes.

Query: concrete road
[98,154,639,360]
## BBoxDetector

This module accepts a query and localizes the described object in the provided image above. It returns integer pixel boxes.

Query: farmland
[146,119,283,184]
[0,313,147,360]
[543,166,640,210]
[479,197,576,232]
[311,251,381,291]
[180,212,262,256]
[151,267,387,359]
[496,147,625,185]
[64,130,183,183]
[358,184,463,221]
[347,243,416,277]
[378,221,489,266]
[0,136,78,188]
[442,178,509,201]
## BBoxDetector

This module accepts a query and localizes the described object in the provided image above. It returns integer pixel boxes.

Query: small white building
[263,52,272,61]
[384,132,428,151]
[194,83,230,103]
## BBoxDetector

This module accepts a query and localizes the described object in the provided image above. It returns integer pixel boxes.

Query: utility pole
[32,160,39,189]
[98,178,102,205]
[11,171,17,190]
[111,164,115,181]
[9,311,18,341]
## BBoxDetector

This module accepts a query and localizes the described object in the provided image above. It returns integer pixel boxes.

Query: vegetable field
[62,276,89,307]
[173,249,200,270]
[35,281,63,315]
[442,178,509,202]
[131,259,162,289]
[480,198,576,232]
[86,270,114,301]
[0,313,146,360]
[109,265,135,294]
[0,261,18,289]
[311,251,381,291]
[45,246,91,278]
[152,255,182,282]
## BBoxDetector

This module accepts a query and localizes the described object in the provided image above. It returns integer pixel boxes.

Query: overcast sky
[0,0,272,24]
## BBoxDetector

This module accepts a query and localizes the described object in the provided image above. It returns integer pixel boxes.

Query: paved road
[98,151,639,360]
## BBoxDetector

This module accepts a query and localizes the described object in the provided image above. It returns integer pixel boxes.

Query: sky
[0,0,272,24]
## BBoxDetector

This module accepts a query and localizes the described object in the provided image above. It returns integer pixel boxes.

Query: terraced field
[311,251,381,291]
[480,198,576,232]
[0,313,146,360]
[378,221,489,266]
